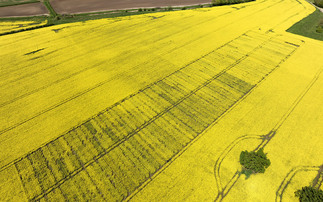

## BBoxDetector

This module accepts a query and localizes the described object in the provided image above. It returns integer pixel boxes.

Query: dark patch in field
[285,41,300,47]
[24,48,45,55]
[149,15,166,20]
[52,26,70,33]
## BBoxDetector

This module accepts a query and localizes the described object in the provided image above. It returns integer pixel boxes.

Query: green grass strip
[287,9,323,41]
[43,0,57,18]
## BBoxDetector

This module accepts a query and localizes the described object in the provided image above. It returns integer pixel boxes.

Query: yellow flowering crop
[0,0,322,201]
[0,20,47,34]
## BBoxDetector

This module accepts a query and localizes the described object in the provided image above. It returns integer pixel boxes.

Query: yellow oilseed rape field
[0,0,322,201]
[0,20,47,34]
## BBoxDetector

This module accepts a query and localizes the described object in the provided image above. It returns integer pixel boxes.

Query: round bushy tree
[295,186,323,202]
[239,148,271,178]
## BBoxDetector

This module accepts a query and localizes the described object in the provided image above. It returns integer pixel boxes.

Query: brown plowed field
[0,2,48,17]
[50,0,212,14]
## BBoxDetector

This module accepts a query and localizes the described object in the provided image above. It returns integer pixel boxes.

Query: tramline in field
[0,30,304,201]
[0,0,322,201]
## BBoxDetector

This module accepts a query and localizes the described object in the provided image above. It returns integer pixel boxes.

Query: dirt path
[50,0,212,14]
[0,2,48,17]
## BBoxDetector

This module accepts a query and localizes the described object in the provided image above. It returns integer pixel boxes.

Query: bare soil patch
[0,0,38,7]
[50,0,212,14]
[0,2,48,17]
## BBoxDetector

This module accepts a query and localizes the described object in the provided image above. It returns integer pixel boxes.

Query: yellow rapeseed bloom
[0,0,322,201]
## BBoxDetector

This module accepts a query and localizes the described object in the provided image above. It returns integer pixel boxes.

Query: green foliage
[295,186,323,202]
[241,169,253,179]
[138,8,142,12]
[314,0,323,8]
[43,0,57,18]
[316,25,323,33]
[240,148,271,177]
[212,0,254,6]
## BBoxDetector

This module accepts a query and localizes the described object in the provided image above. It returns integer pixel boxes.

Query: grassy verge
[43,0,57,18]
[287,9,323,41]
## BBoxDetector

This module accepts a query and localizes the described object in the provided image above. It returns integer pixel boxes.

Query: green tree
[314,0,323,8]
[239,148,271,178]
[295,186,323,202]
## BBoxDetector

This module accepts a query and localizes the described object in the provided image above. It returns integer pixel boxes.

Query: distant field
[0,0,322,201]
[0,0,39,7]
[50,0,211,14]
[0,2,48,17]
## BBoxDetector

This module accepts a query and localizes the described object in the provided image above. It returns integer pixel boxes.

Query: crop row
[11,31,299,201]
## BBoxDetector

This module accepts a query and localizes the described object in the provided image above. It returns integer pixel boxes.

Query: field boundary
[0,0,258,36]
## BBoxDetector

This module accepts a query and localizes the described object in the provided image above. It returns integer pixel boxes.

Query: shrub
[240,148,271,178]
[212,0,254,5]
[138,8,142,12]
[241,169,253,179]
[214,0,227,5]
[295,186,323,202]
[314,0,323,8]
